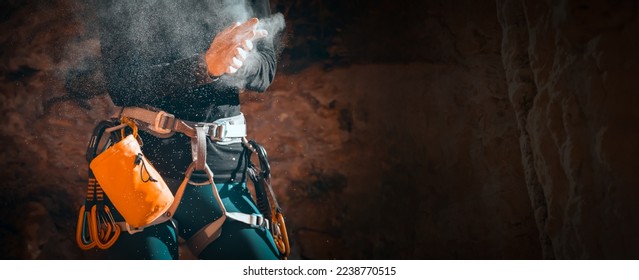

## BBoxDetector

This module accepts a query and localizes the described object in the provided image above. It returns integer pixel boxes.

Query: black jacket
[94,0,277,181]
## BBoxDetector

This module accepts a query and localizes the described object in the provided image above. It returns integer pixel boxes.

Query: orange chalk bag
[76,118,173,250]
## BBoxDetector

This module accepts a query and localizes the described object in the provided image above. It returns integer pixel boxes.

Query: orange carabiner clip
[90,205,121,250]
[272,212,290,258]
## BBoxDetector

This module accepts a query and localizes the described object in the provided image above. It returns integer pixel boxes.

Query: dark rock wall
[497,0,639,259]
[1,0,637,259]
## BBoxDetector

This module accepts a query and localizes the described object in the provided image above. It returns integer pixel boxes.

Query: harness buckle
[249,214,268,229]
[209,124,226,141]
[153,111,176,134]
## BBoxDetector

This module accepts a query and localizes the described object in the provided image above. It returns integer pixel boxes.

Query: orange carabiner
[272,212,290,258]
[96,212,112,243]
[106,207,121,237]
[90,205,121,250]
[75,205,96,250]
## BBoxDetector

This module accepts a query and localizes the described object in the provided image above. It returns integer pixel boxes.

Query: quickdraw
[89,188,120,249]
[76,120,121,250]
[243,138,290,259]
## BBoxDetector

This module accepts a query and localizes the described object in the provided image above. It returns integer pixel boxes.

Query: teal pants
[104,181,280,260]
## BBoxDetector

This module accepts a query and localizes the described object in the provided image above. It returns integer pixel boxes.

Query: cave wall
[498,0,639,259]
[0,0,637,259]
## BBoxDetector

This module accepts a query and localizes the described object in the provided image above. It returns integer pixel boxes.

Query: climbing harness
[244,138,290,258]
[76,106,290,259]
[110,107,263,256]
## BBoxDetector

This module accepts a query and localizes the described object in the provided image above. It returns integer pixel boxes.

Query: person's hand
[205,18,268,77]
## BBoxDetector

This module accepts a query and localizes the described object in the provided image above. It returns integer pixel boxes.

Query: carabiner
[75,205,96,250]
[104,206,121,244]
[272,212,290,258]
[90,205,121,250]
[96,211,112,242]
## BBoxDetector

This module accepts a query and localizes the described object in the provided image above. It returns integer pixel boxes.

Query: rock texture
[497,0,639,259]
[1,0,637,259]
[0,1,109,259]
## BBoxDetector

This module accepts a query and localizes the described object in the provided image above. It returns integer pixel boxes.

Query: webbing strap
[226,212,270,230]
[185,212,269,256]
[186,216,225,256]
[113,106,247,142]
[115,215,170,234]
[117,107,165,128]
[185,164,229,257]
[192,125,208,171]
[221,124,247,139]
[164,164,197,220]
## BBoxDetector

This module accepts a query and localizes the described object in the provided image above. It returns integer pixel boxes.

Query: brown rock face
[1,0,637,259]
[242,62,539,259]
[497,0,639,258]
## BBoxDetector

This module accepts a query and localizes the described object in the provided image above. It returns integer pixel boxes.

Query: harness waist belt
[112,106,246,144]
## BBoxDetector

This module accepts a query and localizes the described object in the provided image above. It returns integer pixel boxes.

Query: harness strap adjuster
[250,214,270,230]
[208,124,226,141]
[153,111,176,134]
[226,212,269,230]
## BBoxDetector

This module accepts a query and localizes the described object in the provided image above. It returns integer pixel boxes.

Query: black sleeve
[94,2,218,107]
[100,52,215,106]
[238,38,277,93]
[96,0,277,107]
[237,0,277,93]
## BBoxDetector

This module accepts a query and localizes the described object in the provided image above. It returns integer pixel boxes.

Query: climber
[83,0,285,259]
